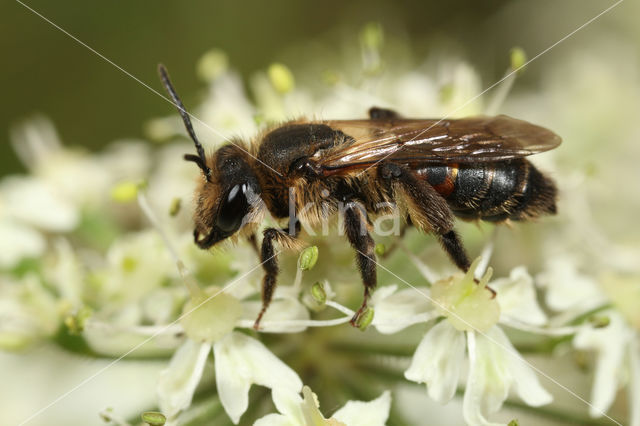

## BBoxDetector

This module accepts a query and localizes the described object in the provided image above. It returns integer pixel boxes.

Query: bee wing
[318,115,561,173]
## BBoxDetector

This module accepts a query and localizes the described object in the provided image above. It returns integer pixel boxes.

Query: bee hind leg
[379,162,471,272]
[342,200,378,326]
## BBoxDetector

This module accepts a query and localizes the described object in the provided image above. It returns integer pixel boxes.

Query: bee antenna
[157,64,212,180]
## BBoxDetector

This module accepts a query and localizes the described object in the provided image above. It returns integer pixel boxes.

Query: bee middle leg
[254,224,300,330]
[342,200,377,326]
[379,162,471,272]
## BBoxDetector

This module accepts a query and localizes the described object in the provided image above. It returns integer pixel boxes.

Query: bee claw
[253,309,266,331]
[473,277,497,298]
[486,285,497,299]
[349,301,369,327]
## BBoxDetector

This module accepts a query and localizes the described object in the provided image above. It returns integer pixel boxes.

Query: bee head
[157,64,262,248]
[192,145,262,248]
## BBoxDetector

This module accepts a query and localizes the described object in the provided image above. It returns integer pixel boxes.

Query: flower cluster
[1,22,639,426]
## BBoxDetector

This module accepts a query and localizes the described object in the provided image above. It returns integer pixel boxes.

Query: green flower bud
[197,49,229,82]
[298,246,319,271]
[311,281,326,305]
[141,411,166,426]
[169,197,181,217]
[268,63,295,94]
[110,181,138,203]
[360,22,384,49]
[356,307,375,331]
[510,47,527,72]
[375,243,386,256]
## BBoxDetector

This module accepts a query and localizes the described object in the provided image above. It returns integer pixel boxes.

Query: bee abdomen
[417,160,556,222]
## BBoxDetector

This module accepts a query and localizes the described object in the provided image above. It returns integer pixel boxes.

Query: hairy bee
[158,64,560,329]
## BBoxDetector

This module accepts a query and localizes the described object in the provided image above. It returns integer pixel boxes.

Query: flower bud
[141,411,166,426]
[197,49,229,82]
[510,47,527,72]
[110,181,139,203]
[311,281,327,305]
[298,246,319,271]
[356,307,375,331]
[169,197,181,217]
[268,63,295,94]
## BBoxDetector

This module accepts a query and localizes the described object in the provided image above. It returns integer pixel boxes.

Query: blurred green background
[0,0,633,176]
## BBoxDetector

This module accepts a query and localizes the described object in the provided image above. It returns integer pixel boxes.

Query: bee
[158,64,560,329]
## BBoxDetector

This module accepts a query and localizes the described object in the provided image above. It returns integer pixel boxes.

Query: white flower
[537,254,607,317]
[374,259,554,425]
[0,176,79,268]
[149,234,315,424]
[158,331,303,425]
[156,282,307,425]
[573,310,635,419]
[0,274,60,350]
[97,230,176,308]
[255,385,391,426]
[538,250,640,425]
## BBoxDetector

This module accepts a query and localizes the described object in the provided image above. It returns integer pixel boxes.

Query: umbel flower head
[1,21,638,426]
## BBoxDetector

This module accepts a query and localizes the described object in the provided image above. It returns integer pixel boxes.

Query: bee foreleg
[379,162,471,272]
[254,226,300,330]
[343,200,377,326]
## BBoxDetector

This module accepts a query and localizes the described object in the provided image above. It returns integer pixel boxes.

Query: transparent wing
[317,115,561,173]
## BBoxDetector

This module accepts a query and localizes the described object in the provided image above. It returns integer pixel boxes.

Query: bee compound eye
[217,183,250,233]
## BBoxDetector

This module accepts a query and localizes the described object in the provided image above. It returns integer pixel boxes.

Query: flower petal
[372,285,435,334]
[404,320,465,403]
[213,332,302,424]
[573,311,632,417]
[468,329,511,417]
[253,413,295,426]
[1,176,78,231]
[537,256,606,313]
[0,220,45,268]
[491,266,547,326]
[332,390,391,426]
[463,331,503,426]
[464,327,552,425]
[270,387,304,424]
[241,298,310,333]
[500,332,553,407]
[157,340,211,419]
